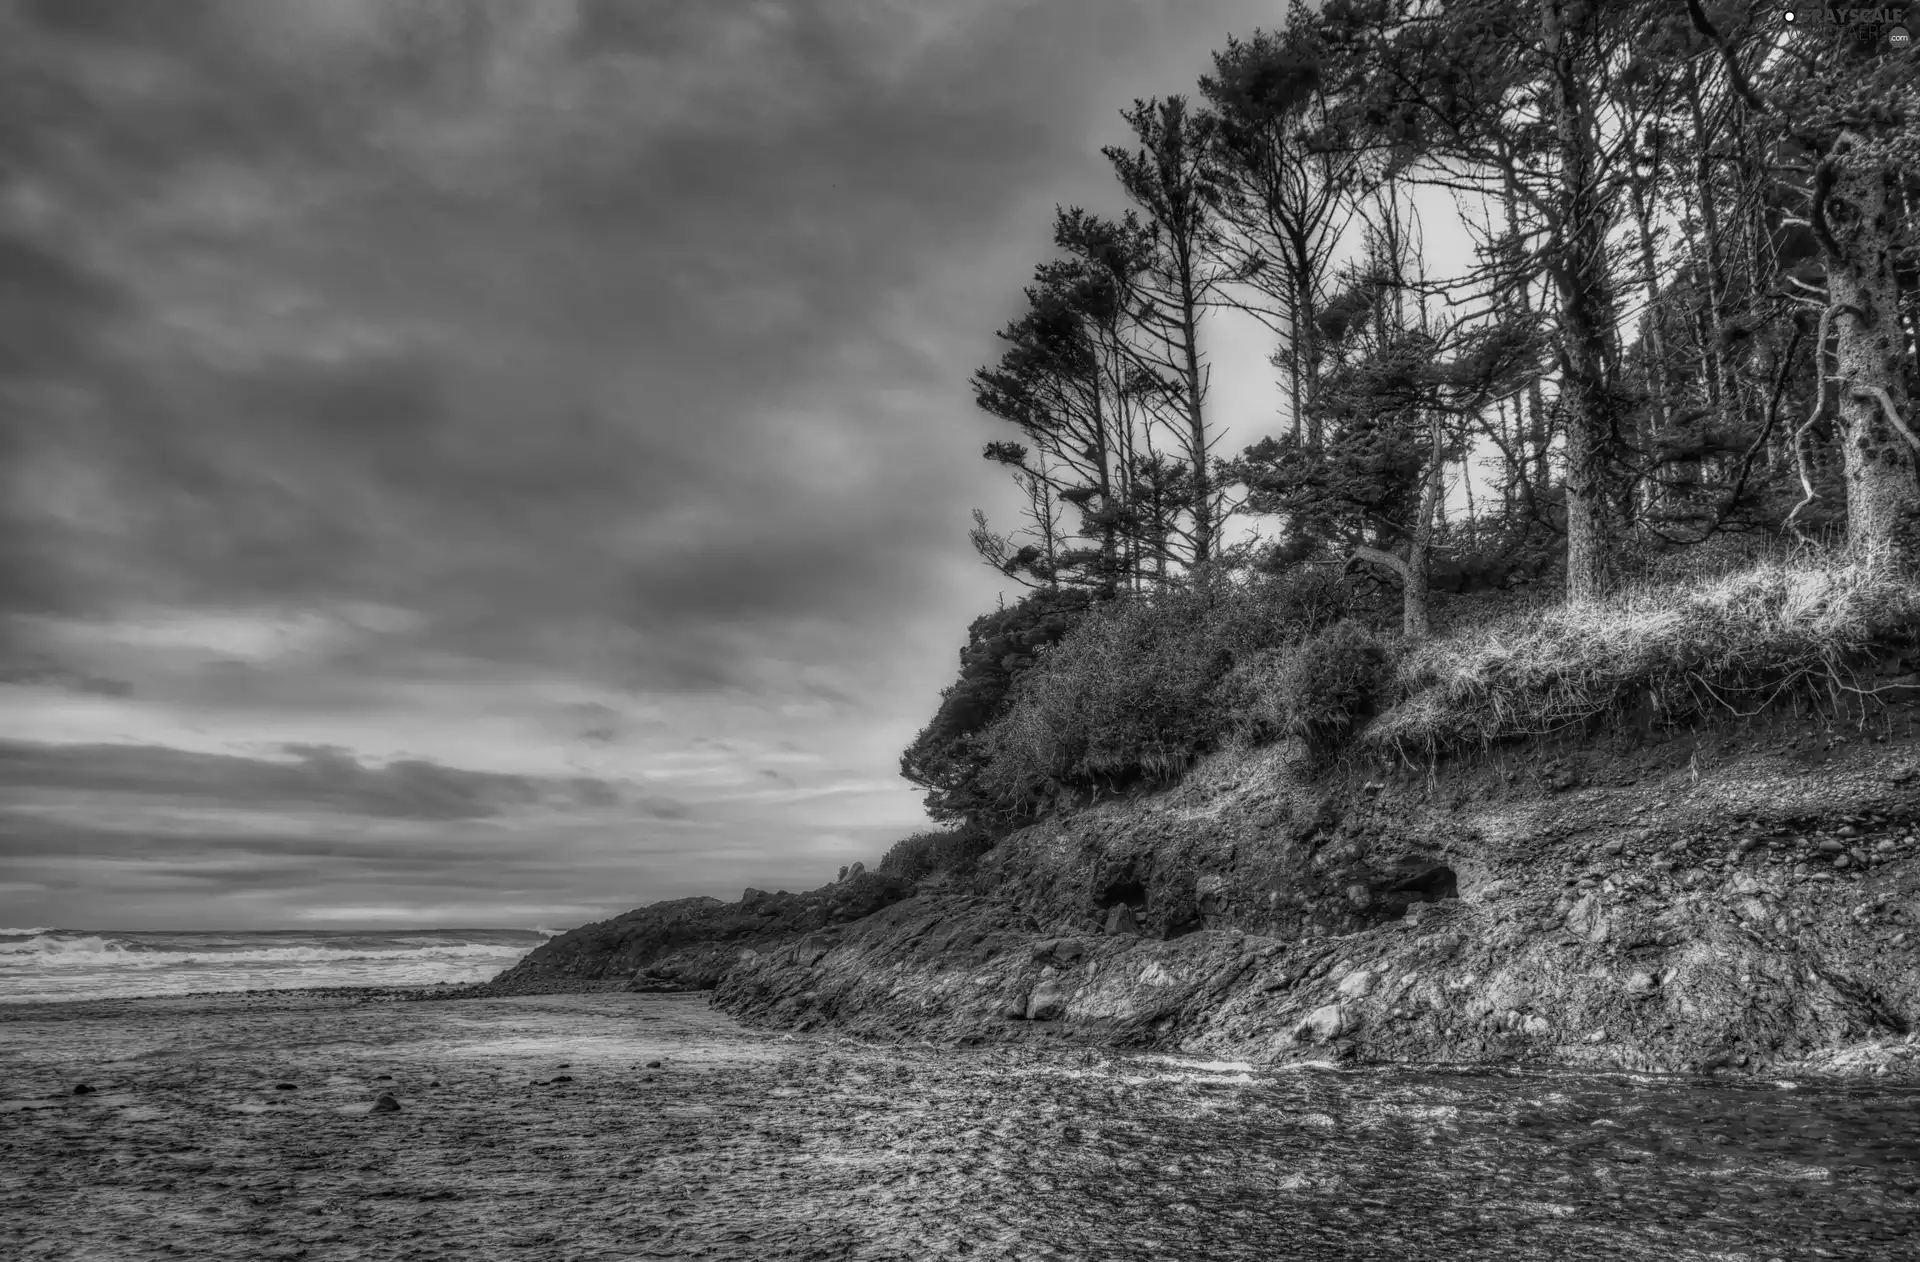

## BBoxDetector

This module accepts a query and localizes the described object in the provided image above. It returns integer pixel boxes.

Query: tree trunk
[1176,252,1213,565]
[1542,0,1620,603]
[1352,410,1442,642]
[1823,140,1920,562]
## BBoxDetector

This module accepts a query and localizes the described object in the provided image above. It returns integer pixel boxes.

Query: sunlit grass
[1366,548,1920,757]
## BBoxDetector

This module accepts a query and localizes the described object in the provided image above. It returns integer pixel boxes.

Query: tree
[1105,95,1225,562]
[1201,11,1363,445]
[1685,0,1920,561]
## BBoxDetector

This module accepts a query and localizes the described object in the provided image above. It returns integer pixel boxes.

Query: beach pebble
[371,1093,401,1112]
[72,1084,93,1095]
[551,1075,573,1083]
[646,1060,662,1069]
[274,1083,298,1091]
[374,1074,394,1081]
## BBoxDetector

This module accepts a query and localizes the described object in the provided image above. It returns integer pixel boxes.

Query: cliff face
[710,701,1920,1078]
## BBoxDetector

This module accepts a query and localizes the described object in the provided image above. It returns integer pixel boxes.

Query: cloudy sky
[0,0,1294,930]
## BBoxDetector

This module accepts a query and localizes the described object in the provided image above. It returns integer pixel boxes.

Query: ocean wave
[0,927,61,937]
[0,933,536,970]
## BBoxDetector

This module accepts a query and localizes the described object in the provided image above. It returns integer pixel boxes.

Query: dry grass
[1365,552,1920,758]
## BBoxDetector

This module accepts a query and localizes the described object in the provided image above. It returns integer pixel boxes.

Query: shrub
[875,828,996,882]
[1366,551,1920,757]
[899,587,1094,825]
[1275,621,1396,757]
[972,568,1371,813]
[978,589,1221,811]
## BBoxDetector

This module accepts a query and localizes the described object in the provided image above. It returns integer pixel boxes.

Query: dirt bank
[711,699,1920,1079]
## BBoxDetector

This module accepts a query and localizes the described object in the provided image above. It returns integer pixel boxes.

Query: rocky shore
[502,698,1920,1081]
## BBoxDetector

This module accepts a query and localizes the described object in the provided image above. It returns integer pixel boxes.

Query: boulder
[1564,892,1609,943]
[1335,969,1376,1000]
[1296,1004,1351,1043]
[1105,905,1141,937]
[1026,978,1071,1022]
[1031,938,1087,967]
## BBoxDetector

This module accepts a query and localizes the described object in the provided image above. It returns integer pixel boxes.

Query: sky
[0,0,1322,931]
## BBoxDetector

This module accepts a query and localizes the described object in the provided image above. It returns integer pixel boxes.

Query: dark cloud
[0,739,620,821]
[0,0,1284,926]
[0,657,130,696]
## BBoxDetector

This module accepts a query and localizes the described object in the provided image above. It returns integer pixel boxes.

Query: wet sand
[2,991,1917,1261]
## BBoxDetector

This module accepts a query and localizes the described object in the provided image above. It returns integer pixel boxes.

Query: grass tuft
[1366,552,1920,758]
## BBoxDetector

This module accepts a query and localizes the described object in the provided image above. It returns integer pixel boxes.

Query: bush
[899,587,1094,825]
[1366,552,1920,757]
[875,828,996,882]
[972,568,1371,814]
[978,588,1222,811]
[1276,621,1396,757]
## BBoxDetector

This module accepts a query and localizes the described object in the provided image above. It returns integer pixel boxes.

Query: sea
[0,926,554,1004]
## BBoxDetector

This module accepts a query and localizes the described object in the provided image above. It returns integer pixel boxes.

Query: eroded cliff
[709,700,1920,1078]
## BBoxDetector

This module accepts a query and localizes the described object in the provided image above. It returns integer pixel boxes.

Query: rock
[551,1075,573,1083]
[71,1084,93,1096]
[1600,839,1625,856]
[1523,1015,1550,1036]
[1031,938,1086,967]
[1105,904,1140,937]
[1817,839,1845,854]
[645,1060,662,1069]
[1877,838,1898,854]
[274,1083,298,1091]
[1836,854,1851,870]
[1586,1029,1606,1044]
[1838,824,1861,838]
[1335,969,1376,1000]
[1296,1004,1351,1043]
[842,862,866,883]
[371,1094,401,1113]
[1624,971,1658,998]
[1026,978,1070,1022]
[1564,892,1609,943]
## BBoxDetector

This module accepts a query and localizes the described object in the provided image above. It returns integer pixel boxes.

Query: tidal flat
[1,992,1916,1261]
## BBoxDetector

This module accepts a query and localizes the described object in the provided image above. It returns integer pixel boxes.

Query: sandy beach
[3,990,1918,1262]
